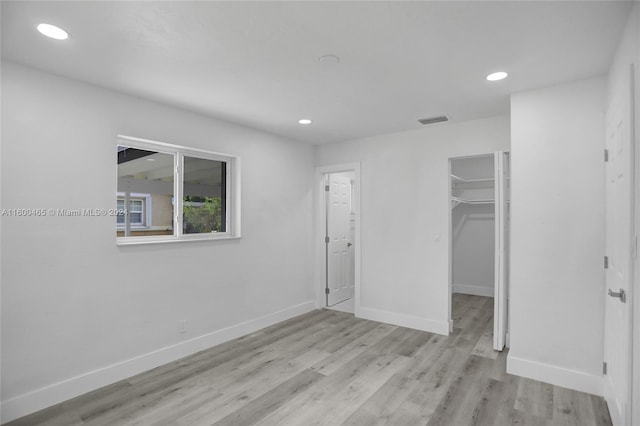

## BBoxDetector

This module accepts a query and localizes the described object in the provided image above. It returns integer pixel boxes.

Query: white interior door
[604,66,634,426]
[493,151,509,351]
[326,174,354,306]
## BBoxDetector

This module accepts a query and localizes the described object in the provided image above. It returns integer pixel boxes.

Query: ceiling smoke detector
[418,115,449,125]
[318,54,340,65]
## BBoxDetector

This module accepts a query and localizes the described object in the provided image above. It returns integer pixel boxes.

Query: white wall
[508,77,606,395]
[316,116,510,334]
[451,204,494,297]
[607,3,640,423]
[0,62,316,422]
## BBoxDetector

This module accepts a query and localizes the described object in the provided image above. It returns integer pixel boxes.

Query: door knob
[347,242,353,247]
[608,288,627,303]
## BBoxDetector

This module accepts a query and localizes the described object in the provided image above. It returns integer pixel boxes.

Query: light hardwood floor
[6,294,611,426]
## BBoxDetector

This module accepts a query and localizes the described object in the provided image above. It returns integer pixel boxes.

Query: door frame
[315,163,361,314]
[448,152,509,348]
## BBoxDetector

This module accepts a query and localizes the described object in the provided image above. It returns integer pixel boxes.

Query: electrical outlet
[178,320,187,334]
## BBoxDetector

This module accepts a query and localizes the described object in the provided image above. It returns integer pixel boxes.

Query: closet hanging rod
[450,174,495,183]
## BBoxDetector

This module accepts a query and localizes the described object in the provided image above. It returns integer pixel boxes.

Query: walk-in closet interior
[449,152,510,351]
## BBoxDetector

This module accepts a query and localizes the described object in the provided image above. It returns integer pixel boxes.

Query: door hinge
[603,361,607,375]
[604,256,609,269]
[325,236,330,244]
[604,149,609,162]
[325,288,330,295]
[325,185,330,192]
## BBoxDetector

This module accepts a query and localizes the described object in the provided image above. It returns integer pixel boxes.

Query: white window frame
[117,134,241,245]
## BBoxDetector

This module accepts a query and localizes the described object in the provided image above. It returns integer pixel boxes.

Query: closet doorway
[449,152,510,351]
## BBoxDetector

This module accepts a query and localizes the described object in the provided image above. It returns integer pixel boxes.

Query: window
[116,197,144,226]
[116,135,240,244]
[182,156,227,234]
[116,193,151,230]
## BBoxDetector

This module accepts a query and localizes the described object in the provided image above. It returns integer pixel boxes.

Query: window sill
[116,233,240,246]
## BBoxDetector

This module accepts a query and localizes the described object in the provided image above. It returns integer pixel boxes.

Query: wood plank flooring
[6,294,612,426]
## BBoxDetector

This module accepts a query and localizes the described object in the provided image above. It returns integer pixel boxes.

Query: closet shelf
[450,174,494,184]
[451,196,495,208]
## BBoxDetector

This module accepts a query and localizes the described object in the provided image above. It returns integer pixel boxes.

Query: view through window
[116,137,237,244]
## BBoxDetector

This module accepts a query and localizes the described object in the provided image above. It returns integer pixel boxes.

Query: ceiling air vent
[418,115,449,125]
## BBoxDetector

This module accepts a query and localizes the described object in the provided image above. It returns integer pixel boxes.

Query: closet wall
[450,155,495,297]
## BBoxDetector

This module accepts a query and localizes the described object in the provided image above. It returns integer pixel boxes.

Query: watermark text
[2,208,128,217]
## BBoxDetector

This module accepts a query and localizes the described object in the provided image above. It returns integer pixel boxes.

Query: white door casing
[326,174,354,306]
[604,65,634,426]
[494,151,509,351]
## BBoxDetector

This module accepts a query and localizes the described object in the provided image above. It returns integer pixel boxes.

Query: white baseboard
[507,353,603,396]
[1,301,316,424]
[357,306,449,335]
[453,283,494,298]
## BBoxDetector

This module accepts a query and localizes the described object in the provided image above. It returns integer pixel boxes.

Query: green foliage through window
[183,196,224,233]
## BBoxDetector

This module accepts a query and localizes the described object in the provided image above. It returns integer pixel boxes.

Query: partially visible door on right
[604,66,633,426]
[494,151,509,351]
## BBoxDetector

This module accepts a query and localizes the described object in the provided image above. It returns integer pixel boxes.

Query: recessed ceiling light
[37,23,69,40]
[298,119,312,125]
[486,71,508,81]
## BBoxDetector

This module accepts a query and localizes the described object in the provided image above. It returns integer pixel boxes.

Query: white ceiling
[1,1,632,144]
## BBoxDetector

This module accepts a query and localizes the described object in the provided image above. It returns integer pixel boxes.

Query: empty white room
[1,1,639,425]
